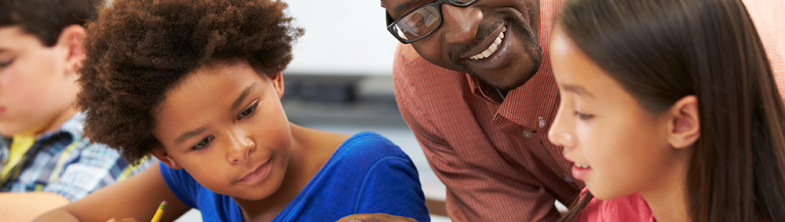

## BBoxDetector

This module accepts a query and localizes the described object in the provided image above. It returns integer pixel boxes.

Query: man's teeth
[470,26,507,60]
[575,163,590,169]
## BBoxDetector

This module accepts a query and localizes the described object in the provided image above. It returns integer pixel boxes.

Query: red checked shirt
[392,0,581,221]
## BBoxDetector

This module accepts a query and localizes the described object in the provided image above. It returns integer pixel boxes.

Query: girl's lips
[571,164,591,180]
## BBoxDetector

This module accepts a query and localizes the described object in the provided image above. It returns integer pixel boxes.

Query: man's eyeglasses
[386,0,478,44]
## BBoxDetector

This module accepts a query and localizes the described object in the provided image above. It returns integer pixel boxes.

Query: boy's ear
[56,25,87,76]
[667,95,700,149]
[270,72,285,99]
[150,145,182,170]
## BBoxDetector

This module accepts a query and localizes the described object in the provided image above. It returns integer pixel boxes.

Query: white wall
[284,0,401,76]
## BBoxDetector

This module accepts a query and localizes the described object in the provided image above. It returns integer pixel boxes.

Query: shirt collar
[0,112,84,150]
[35,112,85,144]
[501,68,560,131]
[467,68,560,132]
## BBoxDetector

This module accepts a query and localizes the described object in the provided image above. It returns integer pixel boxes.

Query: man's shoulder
[394,43,422,66]
[393,44,471,100]
[394,44,464,80]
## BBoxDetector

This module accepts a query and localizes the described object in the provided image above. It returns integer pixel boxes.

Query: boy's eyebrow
[231,83,257,111]
[174,126,207,145]
[562,84,594,97]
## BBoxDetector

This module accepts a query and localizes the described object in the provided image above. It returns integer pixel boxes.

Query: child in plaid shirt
[0,0,152,220]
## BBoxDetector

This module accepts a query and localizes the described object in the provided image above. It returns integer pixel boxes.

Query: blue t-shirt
[160,132,430,222]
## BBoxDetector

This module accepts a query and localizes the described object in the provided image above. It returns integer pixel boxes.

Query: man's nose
[440,3,483,44]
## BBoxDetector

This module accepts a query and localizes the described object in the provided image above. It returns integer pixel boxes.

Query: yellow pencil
[150,201,167,222]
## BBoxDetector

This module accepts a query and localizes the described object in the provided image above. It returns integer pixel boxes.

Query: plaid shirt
[0,113,152,201]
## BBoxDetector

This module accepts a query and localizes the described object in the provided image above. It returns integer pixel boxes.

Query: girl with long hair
[548,0,785,221]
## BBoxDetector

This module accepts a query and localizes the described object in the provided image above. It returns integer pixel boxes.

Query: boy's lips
[237,159,272,184]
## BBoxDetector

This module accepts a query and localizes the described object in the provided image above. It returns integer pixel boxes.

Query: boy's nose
[227,132,256,164]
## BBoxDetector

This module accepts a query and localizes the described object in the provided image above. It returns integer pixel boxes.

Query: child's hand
[336,213,417,222]
[106,218,139,222]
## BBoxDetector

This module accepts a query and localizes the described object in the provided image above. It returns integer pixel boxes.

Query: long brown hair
[556,0,785,221]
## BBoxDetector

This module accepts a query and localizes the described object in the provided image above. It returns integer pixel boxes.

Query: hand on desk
[337,213,418,222]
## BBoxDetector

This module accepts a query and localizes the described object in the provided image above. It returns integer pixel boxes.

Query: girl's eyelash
[574,111,595,120]
[238,101,259,120]
[191,135,214,151]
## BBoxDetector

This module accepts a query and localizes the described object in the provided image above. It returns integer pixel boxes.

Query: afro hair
[78,0,303,163]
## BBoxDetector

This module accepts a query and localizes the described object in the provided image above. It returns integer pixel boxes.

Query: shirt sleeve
[42,142,152,201]
[392,43,563,221]
[354,154,430,222]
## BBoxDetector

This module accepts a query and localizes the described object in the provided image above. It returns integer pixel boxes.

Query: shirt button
[538,117,546,128]
[563,174,573,182]
[522,131,534,138]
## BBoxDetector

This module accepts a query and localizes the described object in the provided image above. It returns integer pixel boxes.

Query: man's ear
[56,25,87,76]
[269,72,285,99]
[667,95,700,149]
[150,145,183,170]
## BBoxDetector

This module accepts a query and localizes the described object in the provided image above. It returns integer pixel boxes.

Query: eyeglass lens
[391,0,475,41]
[393,6,440,41]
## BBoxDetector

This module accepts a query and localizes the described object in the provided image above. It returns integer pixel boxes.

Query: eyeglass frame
[385,0,478,44]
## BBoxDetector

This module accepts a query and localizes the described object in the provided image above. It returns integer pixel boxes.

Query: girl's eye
[238,101,258,120]
[191,136,214,151]
[574,111,595,120]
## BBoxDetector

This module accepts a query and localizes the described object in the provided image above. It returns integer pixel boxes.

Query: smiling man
[381,0,581,221]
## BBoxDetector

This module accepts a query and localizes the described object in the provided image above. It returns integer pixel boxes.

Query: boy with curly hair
[35,0,430,221]
[0,0,152,221]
